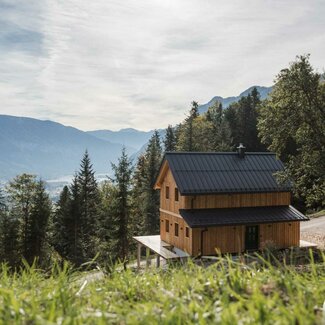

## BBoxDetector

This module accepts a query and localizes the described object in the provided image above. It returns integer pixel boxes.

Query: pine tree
[0,211,20,267]
[130,154,146,239]
[110,148,133,261]
[205,101,232,151]
[68,174,83,265]
[52,186,71,258]
[177,101,200,151]
[164,125,176,152]
[142,131,162,234]
[0,188,5,210]
[25,180,52,265]
[5,174,37,259]
[77,150,100,260]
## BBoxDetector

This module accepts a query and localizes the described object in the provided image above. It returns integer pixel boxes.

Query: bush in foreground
[0,254,324,324]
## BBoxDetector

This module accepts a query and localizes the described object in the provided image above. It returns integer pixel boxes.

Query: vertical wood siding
[191,222,300,255]
[160,211,192,254]
[183,192,291,209]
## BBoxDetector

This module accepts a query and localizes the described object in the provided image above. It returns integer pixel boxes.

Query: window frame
[175,222,179,237]
[165,186,170,199]
[165,219,169,233]
[175,187,179,202]
[185,226,190,238]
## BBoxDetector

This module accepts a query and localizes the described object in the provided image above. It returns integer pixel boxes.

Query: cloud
[0,0,324,130]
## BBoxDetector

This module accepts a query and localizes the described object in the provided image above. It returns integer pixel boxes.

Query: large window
[175,188,179,201]
[166,186,170,199]
[165,220,169,233]
[175,223,179,237]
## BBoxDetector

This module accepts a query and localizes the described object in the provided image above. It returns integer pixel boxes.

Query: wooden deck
[133,235,189,268]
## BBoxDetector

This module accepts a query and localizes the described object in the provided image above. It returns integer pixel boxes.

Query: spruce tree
[68,174,83,265]
[0,211,20,267]
[25,180,52,265]
[143,131,162,234]
[164,125,176,152]
[130,154,146,236]
[52,186,71,258]
[0,188,5,210]
[110,148,133,261]
[5,174,37,259]
[77,150,100,260]
[177,101,200,151]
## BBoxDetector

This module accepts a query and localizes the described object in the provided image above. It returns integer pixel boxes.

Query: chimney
[237,143,246,158]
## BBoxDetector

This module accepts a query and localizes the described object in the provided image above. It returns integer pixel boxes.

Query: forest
[0,55,324,268]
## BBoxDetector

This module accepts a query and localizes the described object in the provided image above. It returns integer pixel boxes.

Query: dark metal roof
[179,205,309,228]
[164,152,291,195]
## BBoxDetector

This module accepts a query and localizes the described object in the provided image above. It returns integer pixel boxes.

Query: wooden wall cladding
[191,222,300,255]
[184,192,291,209]
[160,211,192,254]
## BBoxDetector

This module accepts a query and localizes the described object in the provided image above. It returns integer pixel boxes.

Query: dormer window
[166,186,170,199]
[175,188,179,201]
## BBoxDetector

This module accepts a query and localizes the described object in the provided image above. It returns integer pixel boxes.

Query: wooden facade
[158,165,300,255]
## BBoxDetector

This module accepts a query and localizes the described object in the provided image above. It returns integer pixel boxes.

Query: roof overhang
[154,159,169,190]
[179,205,309,228]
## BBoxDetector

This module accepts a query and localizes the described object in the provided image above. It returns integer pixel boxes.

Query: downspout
[200,228,208,256]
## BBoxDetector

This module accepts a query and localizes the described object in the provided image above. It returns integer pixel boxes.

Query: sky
[0,0,324,131]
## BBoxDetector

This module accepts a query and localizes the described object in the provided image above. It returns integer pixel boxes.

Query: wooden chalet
[151,145,309,256]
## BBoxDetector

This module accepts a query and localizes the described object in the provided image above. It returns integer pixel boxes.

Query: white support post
[156,255,160,268]
[137,243,141,269]
[146,247,150,268]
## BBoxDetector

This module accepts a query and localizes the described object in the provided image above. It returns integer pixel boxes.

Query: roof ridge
[165,151,276,155]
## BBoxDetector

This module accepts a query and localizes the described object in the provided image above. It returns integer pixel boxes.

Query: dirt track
[300,215,325,249]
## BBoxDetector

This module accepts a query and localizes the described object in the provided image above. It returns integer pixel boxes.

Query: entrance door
[245,225,259,250]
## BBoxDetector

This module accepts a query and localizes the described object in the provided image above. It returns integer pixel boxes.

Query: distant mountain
[87,128,156,151]
[198,86,273,114]
[0,115,133,180]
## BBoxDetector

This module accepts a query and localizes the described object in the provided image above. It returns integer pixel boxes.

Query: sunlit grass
[0,252,324,324]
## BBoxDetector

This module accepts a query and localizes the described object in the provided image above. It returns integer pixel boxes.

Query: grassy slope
[0,255,324,325]
[308,210,325,219]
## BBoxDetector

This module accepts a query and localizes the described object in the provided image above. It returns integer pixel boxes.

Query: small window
[185,227,190,238]
[175,223,179,237]
[175,188,179,201]
[166,186,170,199]
[165,220,169,233]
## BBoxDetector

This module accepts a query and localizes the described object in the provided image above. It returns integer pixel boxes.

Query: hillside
[0,256,324,324]
[198,86,273,113]
[0,115,129,180]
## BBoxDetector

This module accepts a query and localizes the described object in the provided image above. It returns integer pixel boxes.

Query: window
[166,186,170,199]
[185,227,190,238]
[175,223,179,237]
[175,188,179,201]
[165,219,169,233]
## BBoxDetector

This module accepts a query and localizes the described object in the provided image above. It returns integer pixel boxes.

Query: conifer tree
[25,180,52,265]
[110,148,133,261]
[52,186,71,258]
[0,211,20,267]
[205,102,232,151]
[5,174,37,259]
[68,174,83,265]
[142,131,162,234]
[177,101,200,151]
[130,154,146,236]
[164,125,176,152]
[77,150,100,259]
[0,188,5,210]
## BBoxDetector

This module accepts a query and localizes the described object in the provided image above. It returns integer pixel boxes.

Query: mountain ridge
[198,85,273,113]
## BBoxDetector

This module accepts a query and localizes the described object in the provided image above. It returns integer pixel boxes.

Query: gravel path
[301,215,325,249]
